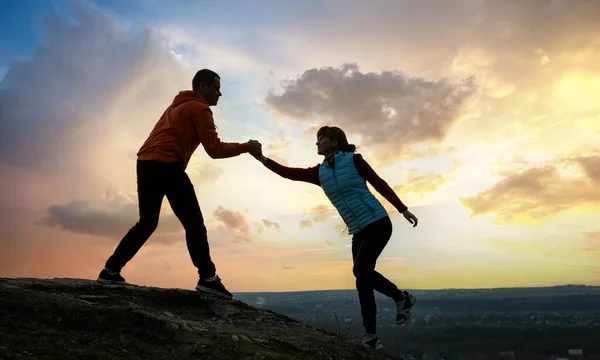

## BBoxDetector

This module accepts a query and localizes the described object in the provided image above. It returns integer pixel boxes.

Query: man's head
[192,69,221,106]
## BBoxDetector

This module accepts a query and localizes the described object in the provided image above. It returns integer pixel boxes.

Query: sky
[0,0,599,293]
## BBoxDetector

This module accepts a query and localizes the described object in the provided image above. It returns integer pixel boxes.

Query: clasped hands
[247,139,263,159]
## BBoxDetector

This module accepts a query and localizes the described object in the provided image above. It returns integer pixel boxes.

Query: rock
[73,298,94,306]
[78,295,109,299]
[192,325,207,333]
[0,277,391,360]
[212,304,239,318]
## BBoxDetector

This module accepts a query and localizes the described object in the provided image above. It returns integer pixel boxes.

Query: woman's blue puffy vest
[318,151,388,234]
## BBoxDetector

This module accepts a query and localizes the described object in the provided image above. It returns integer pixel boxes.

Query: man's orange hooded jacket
[137,91,249,169]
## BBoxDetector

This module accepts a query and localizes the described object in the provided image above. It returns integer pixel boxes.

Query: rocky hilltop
[0,278,393,360]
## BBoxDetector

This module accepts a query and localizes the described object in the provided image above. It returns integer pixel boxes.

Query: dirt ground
[0,277,394,360]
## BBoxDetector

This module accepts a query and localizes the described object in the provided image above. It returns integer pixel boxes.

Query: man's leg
[164,164,232,298]
[99,160,165,283]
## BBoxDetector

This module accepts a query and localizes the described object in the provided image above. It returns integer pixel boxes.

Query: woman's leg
[353,217,405,300]
[352,233,377,336]
[352,233,382,350]
[352,216,416,329]
[352,217,405,335]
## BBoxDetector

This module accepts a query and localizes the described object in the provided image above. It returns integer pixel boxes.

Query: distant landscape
[235,285,600,359]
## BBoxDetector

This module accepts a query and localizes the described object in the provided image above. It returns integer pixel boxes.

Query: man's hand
[402,209,418,227]
[247,139,262,158]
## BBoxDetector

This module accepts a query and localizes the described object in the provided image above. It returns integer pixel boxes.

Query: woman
[252,126,419,350]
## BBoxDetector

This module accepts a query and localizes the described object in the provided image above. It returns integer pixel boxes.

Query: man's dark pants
[105,159,216,278]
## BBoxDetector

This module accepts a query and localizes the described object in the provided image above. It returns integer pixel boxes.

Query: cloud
[261,219,281,231]
[254,219,281,234]
[299,219,313,230]
[333,223,347,235]
[187,163,224,183]
[213,206,249,231]
[309,204,335,223]
[263,63,477,162]
[573,155,600,185]
[460,152,600,223]
[266,130,293,153]
[157,25,266,75]
[582,231,600,251]
[394,172,447,197]
[38,200,183,242]
[38,201,265,246]
[393,162,461,197]
[257,130,293,166]
[0,1,189,173]
[212,206,252,243]
[0,1,235,254]
[239,0,600,159]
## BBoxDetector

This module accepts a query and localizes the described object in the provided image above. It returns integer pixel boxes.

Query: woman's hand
[402,210,418,227]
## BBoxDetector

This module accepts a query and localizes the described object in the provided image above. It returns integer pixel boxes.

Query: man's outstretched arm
[194,108,249,158]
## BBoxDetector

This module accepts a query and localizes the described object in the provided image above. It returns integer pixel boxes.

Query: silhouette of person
[250,126,418,350]
[97,69,262,299]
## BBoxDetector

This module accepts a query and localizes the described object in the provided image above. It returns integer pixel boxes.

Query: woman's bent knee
[136,218,159,233]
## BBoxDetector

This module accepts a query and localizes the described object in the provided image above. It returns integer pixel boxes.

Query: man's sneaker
[195,275,233,299]
[97,268,126,285]
[361,335,383,350]
[396,291,417,326]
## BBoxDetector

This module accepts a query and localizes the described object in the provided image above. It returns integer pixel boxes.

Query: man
[97,69,261,299]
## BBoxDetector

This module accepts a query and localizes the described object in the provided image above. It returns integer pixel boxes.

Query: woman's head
[316,126,357,156]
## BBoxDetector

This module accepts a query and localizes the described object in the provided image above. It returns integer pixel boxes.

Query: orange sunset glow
[1,0,599,293]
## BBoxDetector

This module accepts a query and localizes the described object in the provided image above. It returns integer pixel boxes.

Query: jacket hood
[171,90,209,108]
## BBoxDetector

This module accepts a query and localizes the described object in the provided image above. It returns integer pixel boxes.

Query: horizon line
[3,277,596,294]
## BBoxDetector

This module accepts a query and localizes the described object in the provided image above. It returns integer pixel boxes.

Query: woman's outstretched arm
[255,155,321,186]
